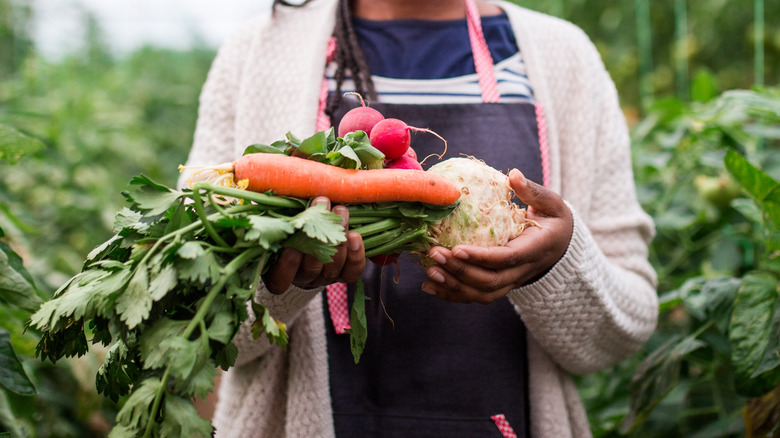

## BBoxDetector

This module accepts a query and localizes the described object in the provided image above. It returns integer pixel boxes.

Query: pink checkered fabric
[326,282,351,334]
[465,0,501,103]
[491,414,518,438]
[534,102,551,188]
[316,37,338,132]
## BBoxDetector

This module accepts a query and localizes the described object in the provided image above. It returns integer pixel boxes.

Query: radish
[385,155,423,171]
[370,119,448,160]
[368,253,400,266]
[338,94,384,138]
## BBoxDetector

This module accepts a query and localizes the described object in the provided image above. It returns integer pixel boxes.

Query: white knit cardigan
[181,1,659,437]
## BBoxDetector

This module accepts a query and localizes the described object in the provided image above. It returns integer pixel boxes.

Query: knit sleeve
[507,21,658,376]
[232,283,324,367]
[177,14,269,189]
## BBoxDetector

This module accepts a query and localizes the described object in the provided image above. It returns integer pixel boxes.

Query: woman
[181,0,659,436]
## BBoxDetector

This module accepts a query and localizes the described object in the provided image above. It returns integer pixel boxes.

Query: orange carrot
[233,153,461,206]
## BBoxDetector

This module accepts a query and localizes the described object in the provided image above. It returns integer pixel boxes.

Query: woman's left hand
[421,169,573,304]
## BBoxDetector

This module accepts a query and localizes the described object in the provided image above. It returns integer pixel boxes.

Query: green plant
[577,87,780,437]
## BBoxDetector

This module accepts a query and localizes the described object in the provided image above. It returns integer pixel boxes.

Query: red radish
[368,253,400,266]
[386,155,423,171]
[337,93,384,138]
[370,119,448,160]
[404,147,417,160]
[369,118,411,159]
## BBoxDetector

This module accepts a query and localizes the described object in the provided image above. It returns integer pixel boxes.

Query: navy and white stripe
[326,52,534,105]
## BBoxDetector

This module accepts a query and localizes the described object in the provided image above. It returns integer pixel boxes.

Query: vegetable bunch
[31,102,535,436]
[29,127,455,437]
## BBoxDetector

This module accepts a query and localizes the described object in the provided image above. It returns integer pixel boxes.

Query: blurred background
[1,0,779,436]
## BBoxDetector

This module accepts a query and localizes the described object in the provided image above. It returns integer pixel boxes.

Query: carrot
[233,153,461,206]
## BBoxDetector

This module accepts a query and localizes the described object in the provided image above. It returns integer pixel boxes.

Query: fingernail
[510,169,526,185]
[421,283,436,295]
[427,268,445,283]
[430,250,446,265]
[452,248,469,260]
[348,234,360,252]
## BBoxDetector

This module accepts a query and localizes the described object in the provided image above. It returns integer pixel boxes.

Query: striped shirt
[326,13,535,105]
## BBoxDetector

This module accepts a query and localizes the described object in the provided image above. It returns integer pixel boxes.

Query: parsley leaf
[289,204,347,246]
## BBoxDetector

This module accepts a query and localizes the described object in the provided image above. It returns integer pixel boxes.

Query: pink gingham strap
[534,102,551,188]
[465,0,501,103]
[316,37,338,132]
[491,414,518,438]
[326,282,351,334]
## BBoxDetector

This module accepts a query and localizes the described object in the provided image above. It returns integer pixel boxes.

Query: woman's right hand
[261,197,366,294]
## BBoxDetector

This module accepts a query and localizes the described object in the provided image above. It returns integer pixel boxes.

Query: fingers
[263,198,366,294]
[263,247,304,295]
[508,169,567,217]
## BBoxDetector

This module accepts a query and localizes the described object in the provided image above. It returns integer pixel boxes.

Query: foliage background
[0,0,778,436]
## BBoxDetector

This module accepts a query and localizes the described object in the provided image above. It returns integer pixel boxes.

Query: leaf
[341,130,385,169]
[283,233,339,264]
[177,248,221,285]
[0,389,26,438]
[148,264,178,301]
[174,360,219,399]
[214,342,238,371]
[620,334,706,433]
[177,241,204,259]
[114,377,162,434]
[251,302,288,348]
[725,150,780,229]
[245,215,295,249]
[0,328,36,396]
[115,264,152,329]
[295,130,329,157]
[138,318,205,380]
[683,276,741,332]
[0,240,43,313]
[345,278,368,364]
[159,395,213,438]
[242,142,288,155]
[326,145,361,169]
[124,175,184,216]
[0,123,45,164]
[96,340,141,402]
[289,204,347,246]
[207,312,235,344]
[729,271,780,397]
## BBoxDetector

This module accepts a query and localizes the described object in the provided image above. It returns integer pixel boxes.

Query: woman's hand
[262,197,366,295]
[421,169,573,304]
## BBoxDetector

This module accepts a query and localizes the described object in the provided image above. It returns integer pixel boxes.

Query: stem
[143,246,265,438]
[362,228,405,251]
[365,226,429,258]
[193,183,304,209]
[346,206,401,217]
[350,218,401,237]
[142,367,171,438]
[192,188,230,248]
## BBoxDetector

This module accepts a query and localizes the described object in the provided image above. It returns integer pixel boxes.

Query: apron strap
[316,36,338,132]
[465,0,501,103]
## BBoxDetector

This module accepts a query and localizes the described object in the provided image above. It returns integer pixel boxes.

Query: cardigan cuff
[508,202,593,305]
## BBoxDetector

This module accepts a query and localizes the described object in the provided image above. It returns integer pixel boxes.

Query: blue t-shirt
[353,13,519,79]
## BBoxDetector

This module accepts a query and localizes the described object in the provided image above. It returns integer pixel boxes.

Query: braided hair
[272,0,377,121]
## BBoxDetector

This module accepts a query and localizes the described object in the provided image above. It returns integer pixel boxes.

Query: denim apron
[320,2,549,436]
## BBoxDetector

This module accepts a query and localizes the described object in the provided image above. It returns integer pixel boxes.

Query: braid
[326,0,376,119]
[271,0,376,121]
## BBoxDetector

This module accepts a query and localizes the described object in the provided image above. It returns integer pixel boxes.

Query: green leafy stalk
[141,247,264,438]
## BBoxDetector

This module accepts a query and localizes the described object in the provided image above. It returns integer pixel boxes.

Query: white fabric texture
[180,1,659,437]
